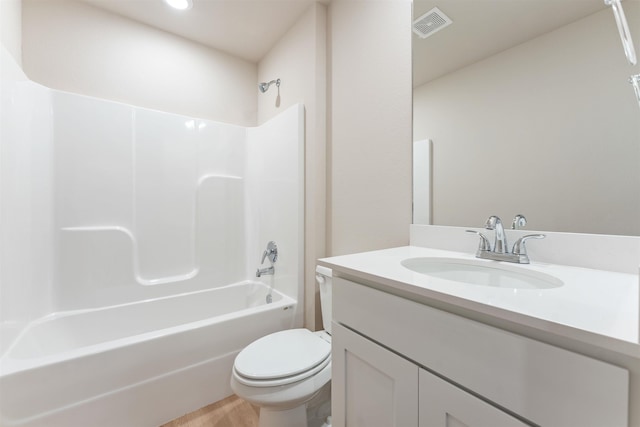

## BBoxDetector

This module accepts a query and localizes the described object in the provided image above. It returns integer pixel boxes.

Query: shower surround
[0,48,304,426]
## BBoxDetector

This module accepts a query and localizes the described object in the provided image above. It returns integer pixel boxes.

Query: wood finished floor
[160,395,259,427]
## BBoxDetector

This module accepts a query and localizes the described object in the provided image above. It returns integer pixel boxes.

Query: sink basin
[401,257,563,290]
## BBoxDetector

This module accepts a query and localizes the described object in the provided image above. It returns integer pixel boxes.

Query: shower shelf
[61,226,199,286]
[60,174,246,286]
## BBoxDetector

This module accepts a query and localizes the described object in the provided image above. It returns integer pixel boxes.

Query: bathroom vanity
[319,228,640,427]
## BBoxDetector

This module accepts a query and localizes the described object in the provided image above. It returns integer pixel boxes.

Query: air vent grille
[413,7,453,39]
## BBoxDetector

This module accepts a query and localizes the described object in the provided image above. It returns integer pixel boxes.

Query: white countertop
[319,246,640,358]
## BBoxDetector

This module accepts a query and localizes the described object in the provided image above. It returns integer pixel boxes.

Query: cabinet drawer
[333,277,629,427]
[419,369,530,427]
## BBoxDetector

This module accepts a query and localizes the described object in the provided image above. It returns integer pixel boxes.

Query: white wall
[0,62,304,323]
[52,92,247,310]
[414,5,640,235]
[21,0,257,126]
[0,0,22,64]
[52,95,303,312]
[328,0,413,256]
[0,47,54,352]
[258,3,327,329]
[247,105,306,328]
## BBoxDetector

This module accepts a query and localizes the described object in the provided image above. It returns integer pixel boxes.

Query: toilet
[230,266,333,427]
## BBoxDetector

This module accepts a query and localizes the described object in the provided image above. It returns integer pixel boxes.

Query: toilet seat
[233,329,331,387]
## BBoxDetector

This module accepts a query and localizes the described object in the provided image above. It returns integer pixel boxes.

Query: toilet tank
[315,265,333,334]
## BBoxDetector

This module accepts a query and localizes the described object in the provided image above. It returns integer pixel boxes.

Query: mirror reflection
[412,0,640,236]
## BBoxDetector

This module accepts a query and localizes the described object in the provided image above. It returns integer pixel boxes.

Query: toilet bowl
[230,266,333,427]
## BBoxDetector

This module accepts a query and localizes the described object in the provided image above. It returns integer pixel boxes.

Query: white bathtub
[0,281,296,427]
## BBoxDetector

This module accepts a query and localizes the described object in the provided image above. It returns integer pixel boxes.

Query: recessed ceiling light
[164,0,193,11]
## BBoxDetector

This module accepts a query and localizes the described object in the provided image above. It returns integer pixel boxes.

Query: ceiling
[412,0,613,87]
[79,0,317,62]
[80,0,633,86]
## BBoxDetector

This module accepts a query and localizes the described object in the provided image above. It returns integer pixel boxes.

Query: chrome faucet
[485,215,508,254]
[256,241,278,277]
[261,241,278,264]
[256,266,274,277]
[466,215,545,264]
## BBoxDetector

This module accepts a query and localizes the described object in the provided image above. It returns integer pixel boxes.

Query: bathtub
[0,281,296,427]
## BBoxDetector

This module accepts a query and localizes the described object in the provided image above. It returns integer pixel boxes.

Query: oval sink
[401,257,563,290]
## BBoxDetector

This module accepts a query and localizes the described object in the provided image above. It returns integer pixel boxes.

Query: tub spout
[256,266,274,277]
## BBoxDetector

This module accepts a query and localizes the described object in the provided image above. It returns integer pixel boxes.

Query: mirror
[412,0,640,236]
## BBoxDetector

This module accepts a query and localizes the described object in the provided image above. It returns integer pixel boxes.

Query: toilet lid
[234,329,331,380]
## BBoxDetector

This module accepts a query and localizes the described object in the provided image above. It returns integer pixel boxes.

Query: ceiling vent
[412,7,453,39]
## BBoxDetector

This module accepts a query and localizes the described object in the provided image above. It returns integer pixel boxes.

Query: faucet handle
[466,230,491,251]
[512,234,545,255]
[260,241,278,264]
[511,214,527,230]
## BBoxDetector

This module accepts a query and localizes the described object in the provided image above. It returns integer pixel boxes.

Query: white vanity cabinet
[332,322,418,427]
[332,321,528,427]
[331,277,630,427]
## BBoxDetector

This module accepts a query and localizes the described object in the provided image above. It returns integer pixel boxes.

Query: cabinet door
[332,322,418,427]
[419,369,531,427]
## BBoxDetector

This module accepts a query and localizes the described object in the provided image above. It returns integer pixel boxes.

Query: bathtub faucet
[256,266,275,277]
[256,241,278,277]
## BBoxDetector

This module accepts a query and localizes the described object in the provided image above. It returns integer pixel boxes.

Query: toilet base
[307,382,331,427]
[253,381,331,427]
[258,405,307,427]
